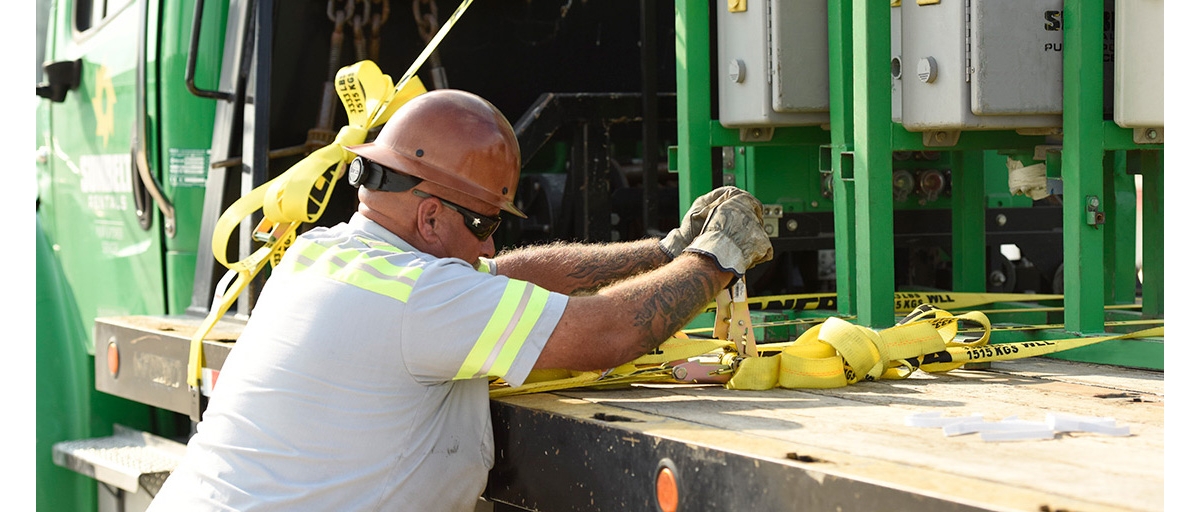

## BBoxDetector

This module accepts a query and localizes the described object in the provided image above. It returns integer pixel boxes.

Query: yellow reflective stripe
[279,236,423,302]
[356,236,404,253]
[283,237,329,271]
[456,280,550,380]
[331,253,422,302]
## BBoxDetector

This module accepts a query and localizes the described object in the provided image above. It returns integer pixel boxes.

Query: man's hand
[682,193,774,277]
[659,186,752,259]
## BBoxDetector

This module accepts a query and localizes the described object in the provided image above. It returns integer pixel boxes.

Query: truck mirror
[35,59,82,103]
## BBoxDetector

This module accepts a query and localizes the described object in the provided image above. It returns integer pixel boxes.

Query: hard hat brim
[346,141,528,219]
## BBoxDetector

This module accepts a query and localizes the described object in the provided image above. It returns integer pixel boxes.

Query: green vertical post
[1104,151,1137,304]
[1140,150,1164,317]
[951,151,986,292]
[674,0,715,217]
[828,0,857,316]
[734,147,750,188]
[1061,0,1106,333]
[851,0,894,327]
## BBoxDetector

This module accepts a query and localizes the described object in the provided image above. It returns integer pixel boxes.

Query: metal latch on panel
[762,204,783,238]
[923,129,960,147]
[728,0,747,13]
[740,127,775,143]
[1085,195,1105,227]
[1133,127,1163,145]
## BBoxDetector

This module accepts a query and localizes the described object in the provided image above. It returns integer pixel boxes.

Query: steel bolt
[995,214,1007,227]
[787,219,799,231]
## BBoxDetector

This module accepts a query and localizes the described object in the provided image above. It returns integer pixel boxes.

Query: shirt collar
[348,212,419,253]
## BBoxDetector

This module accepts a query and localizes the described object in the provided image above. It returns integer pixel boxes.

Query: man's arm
[504,190,771,372]
[533,253,730,371]
[533,193,775,371]
[493,238,671,295]
[493,186,753,295]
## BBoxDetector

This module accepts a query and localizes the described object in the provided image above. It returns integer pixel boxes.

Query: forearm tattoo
[564,252,662,295]
[628,267,724,353]
[497,239,670,295]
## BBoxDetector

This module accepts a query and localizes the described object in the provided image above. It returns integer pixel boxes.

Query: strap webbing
[187,0,477,392]
[488,303,1163,397]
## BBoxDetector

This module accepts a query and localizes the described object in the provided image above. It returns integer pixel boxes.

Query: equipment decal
[169,148,211,188]
[91,64,117,147]
[80,153,132,212]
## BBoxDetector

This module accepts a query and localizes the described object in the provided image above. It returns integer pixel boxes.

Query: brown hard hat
[346,89,526,218]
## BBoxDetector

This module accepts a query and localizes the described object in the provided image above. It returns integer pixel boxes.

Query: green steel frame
[673,1,1163,364]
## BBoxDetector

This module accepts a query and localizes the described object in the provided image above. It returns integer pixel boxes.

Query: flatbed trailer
[485,359,1162,512]
[65,314,1163,512]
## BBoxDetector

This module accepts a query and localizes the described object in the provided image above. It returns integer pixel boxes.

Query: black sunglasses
[348,157,504,241]
[411,189,503,241]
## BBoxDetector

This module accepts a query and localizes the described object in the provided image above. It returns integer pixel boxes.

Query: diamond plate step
[52,424,187,495]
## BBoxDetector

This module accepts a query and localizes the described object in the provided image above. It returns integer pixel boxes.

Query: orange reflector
[107,341,120,378]
[656,465,678,512]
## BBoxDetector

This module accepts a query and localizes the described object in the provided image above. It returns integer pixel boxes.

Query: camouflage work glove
[682,193,774,277]
[659,186,752,259]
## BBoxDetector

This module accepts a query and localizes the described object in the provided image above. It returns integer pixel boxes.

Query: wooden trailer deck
[485,357,1164,512]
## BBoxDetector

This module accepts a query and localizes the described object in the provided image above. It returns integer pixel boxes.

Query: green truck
[35,0,1165,510]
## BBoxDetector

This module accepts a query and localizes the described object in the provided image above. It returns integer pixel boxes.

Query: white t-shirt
[150,214,567,511]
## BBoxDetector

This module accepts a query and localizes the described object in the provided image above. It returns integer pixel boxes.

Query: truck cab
[35,0,223,509]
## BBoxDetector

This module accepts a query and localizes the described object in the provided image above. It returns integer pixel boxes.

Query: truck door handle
[186,0,233,101]
[35,59,82,103]
[132,0,176,236]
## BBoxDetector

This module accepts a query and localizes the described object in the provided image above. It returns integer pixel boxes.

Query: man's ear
[414,197,443,244]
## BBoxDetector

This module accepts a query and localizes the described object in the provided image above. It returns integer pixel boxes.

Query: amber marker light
[655,459,680,512]
[107,340,120,378]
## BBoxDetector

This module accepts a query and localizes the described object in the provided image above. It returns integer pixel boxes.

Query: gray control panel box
[1114,0,1163,130]
[892,3,902,123]
[716,0,830,132]
[898,0,1064,132]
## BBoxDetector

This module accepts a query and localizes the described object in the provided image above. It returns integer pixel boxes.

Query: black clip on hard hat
[347,157,423,192]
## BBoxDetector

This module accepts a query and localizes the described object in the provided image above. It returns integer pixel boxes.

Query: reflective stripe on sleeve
[455,280,551,380]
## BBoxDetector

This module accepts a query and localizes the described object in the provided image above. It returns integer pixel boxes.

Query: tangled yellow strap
[187,64,425,391]
[486,303,1163,398]
[186,0,478,394]
[726,306,1161,391]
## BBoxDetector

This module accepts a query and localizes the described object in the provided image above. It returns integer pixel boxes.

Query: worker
[148,89,773,511]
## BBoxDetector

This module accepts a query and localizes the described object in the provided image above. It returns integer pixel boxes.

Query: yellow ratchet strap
[187,0,478,394]
[488,279,761,398]
[725,304,1161,390]
[704,291,1066,314]
[713,278,758,358]
[487,302,1163,398]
